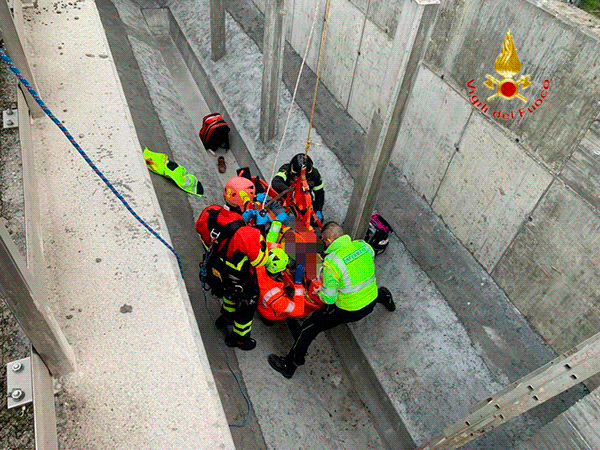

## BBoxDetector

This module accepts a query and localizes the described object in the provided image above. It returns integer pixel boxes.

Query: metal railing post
[0,223,76,377]
[0,0,44,117]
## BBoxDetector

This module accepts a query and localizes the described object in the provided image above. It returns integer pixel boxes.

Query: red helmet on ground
[224,176,255,210]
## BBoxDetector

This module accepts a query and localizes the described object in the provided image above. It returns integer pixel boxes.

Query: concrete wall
[417,0,600,354]
[275,0,600,354]
[261,0,401,132]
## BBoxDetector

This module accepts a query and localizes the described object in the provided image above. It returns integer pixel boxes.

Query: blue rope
[0,46,184,277]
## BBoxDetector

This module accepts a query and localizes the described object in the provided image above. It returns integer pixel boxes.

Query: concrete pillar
[343,0,440,240]
[210,0,225,61]
[260,0,286,143]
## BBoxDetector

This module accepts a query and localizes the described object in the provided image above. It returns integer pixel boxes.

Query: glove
[315,211,324,222]
[295,264,305,284]
[255,210,271,226]
[275,211,290,224]
[256,193,267,203]
[242,209,257,223]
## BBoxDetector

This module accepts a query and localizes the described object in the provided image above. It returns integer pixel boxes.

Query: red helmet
[224,176,255,210]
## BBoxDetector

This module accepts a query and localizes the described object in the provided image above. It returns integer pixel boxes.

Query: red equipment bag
[199,113,230,151]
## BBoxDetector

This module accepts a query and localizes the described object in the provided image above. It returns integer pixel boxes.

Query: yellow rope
[262,0,324,209]
[305,0,332,156]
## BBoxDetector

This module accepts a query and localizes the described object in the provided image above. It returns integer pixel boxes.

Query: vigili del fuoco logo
[466,30,549,121]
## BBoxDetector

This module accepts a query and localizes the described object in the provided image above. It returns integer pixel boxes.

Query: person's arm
[272,164,290,193]
[310,169,325,212]
[268,286,305,318]
[240,228,268,267]
[318,258,340,305]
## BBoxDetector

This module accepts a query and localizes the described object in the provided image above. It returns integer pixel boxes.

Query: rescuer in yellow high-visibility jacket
[267,221,396,379]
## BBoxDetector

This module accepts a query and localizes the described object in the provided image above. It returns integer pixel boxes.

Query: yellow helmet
[266,248,289,274]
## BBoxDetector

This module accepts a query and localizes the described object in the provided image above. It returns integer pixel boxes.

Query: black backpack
[200,209,245,298]
[364,213,394,255]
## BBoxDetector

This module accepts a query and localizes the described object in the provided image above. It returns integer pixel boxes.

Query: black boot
[376,287,396,312]
[225,332,257,351]
[258,314,276,327]
[268,354,297,379]
[215,315,233,330]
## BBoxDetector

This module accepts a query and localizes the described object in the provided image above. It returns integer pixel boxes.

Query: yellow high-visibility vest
[319,235,378,311]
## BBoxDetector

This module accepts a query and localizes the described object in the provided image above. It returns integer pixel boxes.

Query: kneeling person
[257,248,308,322]
[268,221,395,378]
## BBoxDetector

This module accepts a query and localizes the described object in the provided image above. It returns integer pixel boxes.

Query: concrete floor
[95,0,589,449]
[4,0,596,447]
[97,1,386,449]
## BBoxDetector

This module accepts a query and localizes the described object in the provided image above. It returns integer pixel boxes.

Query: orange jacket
[256,266,306,321]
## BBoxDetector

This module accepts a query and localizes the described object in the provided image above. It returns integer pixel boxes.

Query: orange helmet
[223,176,255,210]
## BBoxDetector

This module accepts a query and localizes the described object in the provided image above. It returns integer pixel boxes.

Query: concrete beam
[210,0,225,61]
[344,0,440,239]
[260,0,286,142]
[0,223,76,377]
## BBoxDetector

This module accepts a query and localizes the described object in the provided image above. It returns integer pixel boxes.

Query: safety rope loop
[0,47,184,277]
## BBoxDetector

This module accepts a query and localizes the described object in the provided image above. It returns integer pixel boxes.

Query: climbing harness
[0,46,185,277]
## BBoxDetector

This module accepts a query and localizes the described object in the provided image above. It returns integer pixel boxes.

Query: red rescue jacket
[195,205,267,273]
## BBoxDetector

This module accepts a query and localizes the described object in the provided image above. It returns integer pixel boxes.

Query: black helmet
[365,228,390,255]
[290,153,313,175]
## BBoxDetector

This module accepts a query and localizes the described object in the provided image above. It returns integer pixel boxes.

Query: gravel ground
[0,60,35,450]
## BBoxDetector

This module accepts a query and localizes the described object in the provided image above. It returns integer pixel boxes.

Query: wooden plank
[418,332,600,449]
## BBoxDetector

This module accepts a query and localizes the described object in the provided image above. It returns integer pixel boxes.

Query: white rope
[305,0,332,155]
[262,0,326,209]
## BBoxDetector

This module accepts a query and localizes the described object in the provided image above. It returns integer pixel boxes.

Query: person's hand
[256,193,267,203]
[256,210,271,226]
[295,264,305,284]
[315,211,324,222]
[242,209,256,223]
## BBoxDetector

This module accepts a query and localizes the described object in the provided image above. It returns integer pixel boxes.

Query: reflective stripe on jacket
[256,266,306,321]
[319,235,377,311]
[195,205,268,274]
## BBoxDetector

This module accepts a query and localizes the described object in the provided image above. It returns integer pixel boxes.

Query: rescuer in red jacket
[196,177,268,350]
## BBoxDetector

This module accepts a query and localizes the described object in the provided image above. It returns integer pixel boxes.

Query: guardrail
[0,1,75,449]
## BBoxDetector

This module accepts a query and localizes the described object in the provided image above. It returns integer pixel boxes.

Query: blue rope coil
[0,46,184,277]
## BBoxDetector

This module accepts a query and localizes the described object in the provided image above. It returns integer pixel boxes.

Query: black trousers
[220,271,259,338]
[285,298,377,366]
